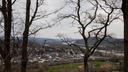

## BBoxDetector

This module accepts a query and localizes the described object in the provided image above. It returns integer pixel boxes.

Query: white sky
[0,0,122,39]
[35,0,123,39]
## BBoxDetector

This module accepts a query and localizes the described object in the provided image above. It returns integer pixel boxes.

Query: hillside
[28,37,124,51]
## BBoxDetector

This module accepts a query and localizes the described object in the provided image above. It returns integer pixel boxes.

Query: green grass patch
[46,63,82,72]
[46,61,117,72]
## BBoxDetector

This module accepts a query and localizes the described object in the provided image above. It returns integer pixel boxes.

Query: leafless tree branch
[12,0,17,5]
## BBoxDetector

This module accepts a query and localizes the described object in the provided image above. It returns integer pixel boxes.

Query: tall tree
[0,0,12,72]
[58,0,120,72]
[20,0,63,71]
[21,0,39,72]
[122,0,128,72]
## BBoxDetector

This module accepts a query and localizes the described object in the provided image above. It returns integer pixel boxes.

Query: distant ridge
[0,37,124,50]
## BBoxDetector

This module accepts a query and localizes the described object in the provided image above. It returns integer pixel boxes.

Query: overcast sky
[3,0,122,39]
[34,0,123,39]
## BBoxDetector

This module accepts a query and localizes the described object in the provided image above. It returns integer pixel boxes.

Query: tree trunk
[21,0,31,72]
[122,0,128,72]
[3,58,12,72]
[3,20,12,72]
[84,55,89,72]
[21,31,29,72]
[2,0,12,72]
[124,14,128,72]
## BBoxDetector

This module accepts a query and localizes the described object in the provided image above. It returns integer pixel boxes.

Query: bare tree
[21,0,40,72]
[57,0,121,72]
[121,0,128,72]
[21,0,62,71]
[0,0,13,72]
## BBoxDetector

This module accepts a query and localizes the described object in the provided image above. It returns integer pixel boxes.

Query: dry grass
[0,63,49,72]
[99,63,113,72]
